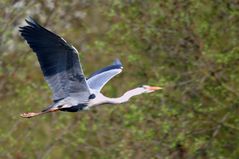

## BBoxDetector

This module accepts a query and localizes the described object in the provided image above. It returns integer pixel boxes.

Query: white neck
[88,87,145,107]
[107,87,145,104]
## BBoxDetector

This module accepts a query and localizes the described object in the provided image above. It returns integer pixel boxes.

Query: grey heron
[19,17,162,118]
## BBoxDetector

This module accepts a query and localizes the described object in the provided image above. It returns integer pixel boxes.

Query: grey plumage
[19,17,90,102]
[87,59,123,92]
[19,17,162,118]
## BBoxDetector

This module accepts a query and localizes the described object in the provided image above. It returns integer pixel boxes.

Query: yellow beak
[148,86,163,91]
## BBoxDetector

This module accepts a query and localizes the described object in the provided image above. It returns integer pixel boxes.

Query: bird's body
[19,17,162,118]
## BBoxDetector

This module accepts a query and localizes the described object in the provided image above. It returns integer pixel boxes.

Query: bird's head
[140,85,163,93]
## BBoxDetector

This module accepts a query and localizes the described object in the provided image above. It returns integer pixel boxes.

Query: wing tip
[87,59,123,79]
[113,58,123,68]
[19,16,41,31]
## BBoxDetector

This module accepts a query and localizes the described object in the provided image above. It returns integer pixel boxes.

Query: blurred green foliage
[0,0,239,158]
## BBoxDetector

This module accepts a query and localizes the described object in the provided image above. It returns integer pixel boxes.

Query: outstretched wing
[87,59,123,92]
[19,17,90,102]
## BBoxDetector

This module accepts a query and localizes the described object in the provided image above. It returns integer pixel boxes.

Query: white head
[116,85,162,103]
[122,85,163,98]
[138,85,163,93]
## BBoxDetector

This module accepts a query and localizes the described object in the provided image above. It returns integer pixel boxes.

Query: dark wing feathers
[86,59,123,92]
[87,59,122,79]
[19,17,90,101]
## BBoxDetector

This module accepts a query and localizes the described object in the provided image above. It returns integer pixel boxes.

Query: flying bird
[19,17,162,118]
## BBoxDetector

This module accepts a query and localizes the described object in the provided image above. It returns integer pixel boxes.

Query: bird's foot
[20,108,59,118]
[20,112,41,118]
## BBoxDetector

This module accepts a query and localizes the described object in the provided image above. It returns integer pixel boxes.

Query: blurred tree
[0,0,239,158]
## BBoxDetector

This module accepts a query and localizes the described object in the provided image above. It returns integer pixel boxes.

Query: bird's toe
[20,112,34,118]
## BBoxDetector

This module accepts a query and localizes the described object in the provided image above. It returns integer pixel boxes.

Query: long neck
[104,87,144,104]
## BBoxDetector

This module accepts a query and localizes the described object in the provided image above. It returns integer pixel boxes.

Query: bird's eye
[140,85,149,89]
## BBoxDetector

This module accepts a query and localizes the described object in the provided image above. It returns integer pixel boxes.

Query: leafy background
[0,0,239,158]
